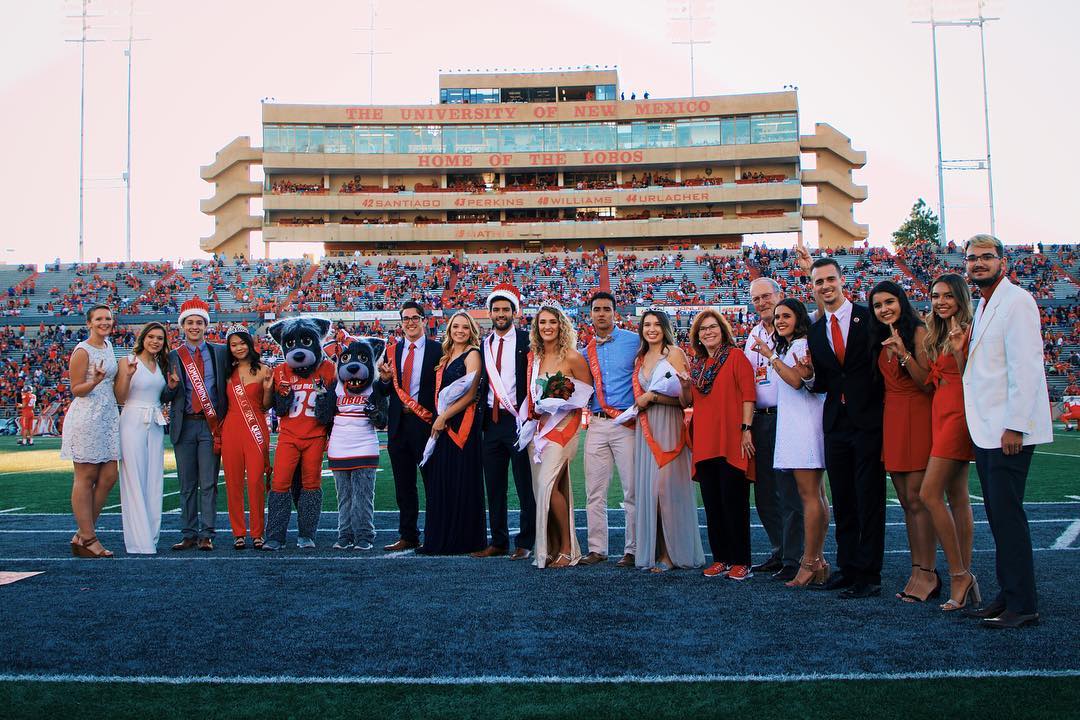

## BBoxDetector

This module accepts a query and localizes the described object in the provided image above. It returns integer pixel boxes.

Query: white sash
[485,334,521,425]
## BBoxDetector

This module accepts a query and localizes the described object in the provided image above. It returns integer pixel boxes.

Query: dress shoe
[963,599,1007,620]
[509,548,532,561]
[772,565,799,582]
[578,551,607,566]
[614,553,635,568]
[751,555,783,574]
[839,582,881,599]
[469,544,506,558]
[980,610,1039,629]
[197,538,213,552]
[384,539,420,552]
[171,537,198,551]
[819,572,854,592]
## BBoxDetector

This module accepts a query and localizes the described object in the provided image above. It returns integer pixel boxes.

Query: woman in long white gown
[523,305,593,569]
[632,310,704,572]
[114,322,169,554]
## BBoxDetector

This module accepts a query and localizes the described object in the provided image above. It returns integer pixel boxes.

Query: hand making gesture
[881,324,906,359]
[123,355,139,380]
[947,315,967,355]
[794,352,814,380]
[752,334,775,360]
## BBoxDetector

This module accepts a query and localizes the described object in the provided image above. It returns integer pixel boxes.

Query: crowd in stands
[271,180,325,194]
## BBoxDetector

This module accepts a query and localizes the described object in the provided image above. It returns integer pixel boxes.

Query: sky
[0,0,1076,266]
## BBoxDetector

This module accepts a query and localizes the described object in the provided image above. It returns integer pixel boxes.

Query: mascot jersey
[273,361,336,440]
[20,392,35,417]
[328,384,380,471]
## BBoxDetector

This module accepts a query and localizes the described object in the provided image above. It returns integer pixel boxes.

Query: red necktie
[192,347,206,413]
[401,342,416,398]
[492,336,504,422]
[830,315,846,366]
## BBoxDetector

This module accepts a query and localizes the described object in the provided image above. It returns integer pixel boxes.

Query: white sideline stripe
[1035,451,1080,458]
[0,507,26,514]
[0,669,1076,685]
[1,519,1077,535]
[1051,520,1080,550]
[3,547,1077,562]
[104,481,224,511]
[969,494,984,501]
[4,501,1080,517]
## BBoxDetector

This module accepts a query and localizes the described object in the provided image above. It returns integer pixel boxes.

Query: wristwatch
[740,423,752,431]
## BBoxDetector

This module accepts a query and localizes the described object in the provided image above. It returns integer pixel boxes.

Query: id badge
[755,363,771,387]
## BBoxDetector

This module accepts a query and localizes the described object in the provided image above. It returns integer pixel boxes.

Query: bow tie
[595,334,614,346]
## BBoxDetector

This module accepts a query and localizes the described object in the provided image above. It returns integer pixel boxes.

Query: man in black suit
[805,258,886,598]
[472,284,535,561]
[376,300,442,551]
[161,297,230,552]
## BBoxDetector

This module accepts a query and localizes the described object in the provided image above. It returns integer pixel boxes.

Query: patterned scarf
[690,344,732,396]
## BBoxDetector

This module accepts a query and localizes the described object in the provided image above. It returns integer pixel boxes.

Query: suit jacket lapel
[969,278,1010,357]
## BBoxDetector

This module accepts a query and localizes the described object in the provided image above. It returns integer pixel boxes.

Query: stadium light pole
[65,0,103,263]
[118,0,149,263]
[353,1,390,104]
[670,0,713,97]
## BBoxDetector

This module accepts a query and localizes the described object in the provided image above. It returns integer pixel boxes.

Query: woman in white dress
[632,310,704,572]
[524,305,593,569]
[752,298,829,587]
[62,304,121,558]
[114,322,169,554]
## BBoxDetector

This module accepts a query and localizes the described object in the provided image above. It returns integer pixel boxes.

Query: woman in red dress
[220,326,273,550]
[686,309,757,581]
[919,273,980,611]
[870,281,937,603]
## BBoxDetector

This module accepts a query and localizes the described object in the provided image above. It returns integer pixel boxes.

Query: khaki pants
[583,415,636,556]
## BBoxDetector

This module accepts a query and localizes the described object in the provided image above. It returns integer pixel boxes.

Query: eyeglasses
[699,323,722,332]
[400,315,423,323]
[750,292,776,303]
[965,253,1000,263]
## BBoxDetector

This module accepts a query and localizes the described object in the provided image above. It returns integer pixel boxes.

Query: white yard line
[1051,519,1080,550]
[0,507,26,514]
[1035,451,1080,458]
[104,481,224,511]
[0,669,1077,685]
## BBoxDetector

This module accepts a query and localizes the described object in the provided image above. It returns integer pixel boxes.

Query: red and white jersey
[273,361,336,440]
[19,392,35,416]
[328,384,380,471]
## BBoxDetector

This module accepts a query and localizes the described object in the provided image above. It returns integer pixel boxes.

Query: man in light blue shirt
[580,291,639,567]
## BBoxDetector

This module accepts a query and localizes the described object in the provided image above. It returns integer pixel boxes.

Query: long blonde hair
[924,273,973,361]
[529,305,576,361]
[437,311,480,370]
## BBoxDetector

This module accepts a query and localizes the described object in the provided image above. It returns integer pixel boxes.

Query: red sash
[632,355,689,469]
[525,351,537,420]
[585,338,633,426]
[386,340,433,424]
[434,363,476,450]
[230,372,271,481]
[178,345,221,439]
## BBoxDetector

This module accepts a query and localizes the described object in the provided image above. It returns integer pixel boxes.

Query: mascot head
[268,316,332,377]
[327,330,385,396]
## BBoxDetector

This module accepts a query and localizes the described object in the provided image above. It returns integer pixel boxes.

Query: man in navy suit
[161,297,230,552]
[472,284,535,561]
[805,258,886,598]
[376,300,442,551]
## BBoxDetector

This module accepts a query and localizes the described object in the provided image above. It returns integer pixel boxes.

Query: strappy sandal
[234,537,247,550]
[71,534,113,558]
[941,571,981,611]
[548,552,572,569]
[902,567,942,603]
[252,537,264,550]
[896,563,921,600]
[649,561,672,574]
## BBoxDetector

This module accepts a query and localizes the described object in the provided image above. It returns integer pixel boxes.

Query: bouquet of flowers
[538,371,574,401]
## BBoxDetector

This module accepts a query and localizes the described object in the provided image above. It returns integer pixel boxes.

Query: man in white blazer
[961,234,1053,629]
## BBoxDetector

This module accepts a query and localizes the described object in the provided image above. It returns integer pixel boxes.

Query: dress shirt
[402,333,425,399]
[587,327,638,413]
[486,329,517,408]
[181,340,215,414]
[823,299,852,357]
[743,322,779,409]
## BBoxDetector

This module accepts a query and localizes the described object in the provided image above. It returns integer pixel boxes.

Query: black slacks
[482,411,536,550]
[387,413,431,543]
[697,457,751,566]
[975,445,1038,614]
[823,411,886,585]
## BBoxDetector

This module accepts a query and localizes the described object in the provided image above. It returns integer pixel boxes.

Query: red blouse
[690,349,756,479]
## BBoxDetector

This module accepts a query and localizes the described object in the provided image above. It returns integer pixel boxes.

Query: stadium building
[200,68,868,258]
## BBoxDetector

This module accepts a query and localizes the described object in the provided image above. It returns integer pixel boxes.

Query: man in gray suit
[161,297,230,551]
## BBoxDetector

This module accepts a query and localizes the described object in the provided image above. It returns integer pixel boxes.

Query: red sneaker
[726,565,754,581]
[702,562,728,578]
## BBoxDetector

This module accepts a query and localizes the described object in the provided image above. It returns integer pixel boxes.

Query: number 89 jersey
[273,361,336,440]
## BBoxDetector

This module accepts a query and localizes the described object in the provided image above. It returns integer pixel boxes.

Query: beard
[492,316,513,331]
[971,267,1002,288]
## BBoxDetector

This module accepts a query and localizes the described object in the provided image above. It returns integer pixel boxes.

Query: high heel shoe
[941,570,978,611]
[71,534,113,558]
[896,563,922,600]
[786,557,828,588]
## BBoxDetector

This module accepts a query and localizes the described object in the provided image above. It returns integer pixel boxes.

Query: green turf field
[0,429,1077,515]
